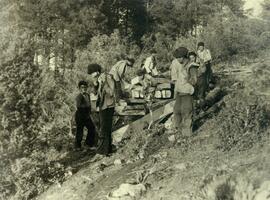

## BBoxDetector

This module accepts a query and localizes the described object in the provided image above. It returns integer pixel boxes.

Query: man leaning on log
[170,47,198,137]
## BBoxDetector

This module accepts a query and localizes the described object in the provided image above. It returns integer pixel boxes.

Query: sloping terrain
[36,55,270,200]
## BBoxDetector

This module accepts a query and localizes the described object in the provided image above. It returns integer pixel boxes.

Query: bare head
[197,42,205,51]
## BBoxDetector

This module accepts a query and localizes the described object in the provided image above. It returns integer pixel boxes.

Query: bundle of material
[154,83,173,99]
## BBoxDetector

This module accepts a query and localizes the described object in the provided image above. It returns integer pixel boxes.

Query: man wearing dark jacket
[75,80,96,150]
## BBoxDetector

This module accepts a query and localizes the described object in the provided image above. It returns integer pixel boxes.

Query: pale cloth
[170,59,194,95]
[143,56,158,76]
[197,49,212,63]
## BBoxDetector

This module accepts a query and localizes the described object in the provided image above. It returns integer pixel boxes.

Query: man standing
[188,51,207,101]
[170,47,197,136]
[88,63,116,156]
[109,57,135,100]
[197,42,212,90]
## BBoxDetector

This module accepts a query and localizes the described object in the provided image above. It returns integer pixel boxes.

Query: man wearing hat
[170,47,198,136]
[88,63,116,156]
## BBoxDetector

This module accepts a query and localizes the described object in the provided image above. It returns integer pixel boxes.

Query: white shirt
[170,59,194,95]
[197,48,212,63]
[143,56,158,76]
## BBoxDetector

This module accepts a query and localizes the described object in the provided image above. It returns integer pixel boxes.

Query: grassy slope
[37,53,270,200]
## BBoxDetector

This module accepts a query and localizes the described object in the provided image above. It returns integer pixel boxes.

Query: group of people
[73,41,212,156]
[171,42,212,137]
[74,58,135,156]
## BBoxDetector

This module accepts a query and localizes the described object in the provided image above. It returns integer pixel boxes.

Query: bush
[199,13,270,61]
[75,30,140,72]
[216,93,270,151]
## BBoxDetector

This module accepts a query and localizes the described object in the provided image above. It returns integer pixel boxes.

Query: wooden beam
[112,100,175,144]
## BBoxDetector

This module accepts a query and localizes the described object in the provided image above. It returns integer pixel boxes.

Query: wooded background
[0,0,270,199]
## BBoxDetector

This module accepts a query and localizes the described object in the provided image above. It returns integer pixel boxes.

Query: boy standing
[75,81,96,150]
[197,42,212,89]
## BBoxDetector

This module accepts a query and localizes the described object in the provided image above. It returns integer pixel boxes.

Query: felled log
[153,77,171,84]
[156,83,171,90]
[116,110,146,116]
[199,87,227,110]
[124,105,145,111]
[215,68,252,76]
[112,100,175,144]
[194,100,225,122]
[126,99,146,104]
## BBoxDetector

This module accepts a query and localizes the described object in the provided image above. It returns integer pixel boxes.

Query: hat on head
[197,42,205,47]
[173,47,189,58]
[87,63,102,74]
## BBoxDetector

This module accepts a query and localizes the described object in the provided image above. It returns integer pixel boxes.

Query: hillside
[36,53,270,200]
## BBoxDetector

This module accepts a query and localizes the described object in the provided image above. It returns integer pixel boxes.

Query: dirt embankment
[37,56,270,200]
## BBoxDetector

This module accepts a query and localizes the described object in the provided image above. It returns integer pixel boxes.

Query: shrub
[216,87,270,152]
[75,30,140,72]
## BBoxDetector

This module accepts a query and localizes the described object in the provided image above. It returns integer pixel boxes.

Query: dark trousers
[174,94,193,136]
[205,62,212,89]
[97,107,114,155]
[75,112,96,148]
[195,75,207,100]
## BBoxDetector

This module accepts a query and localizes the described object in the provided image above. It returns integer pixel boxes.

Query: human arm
[170,60,178,83]
[189,66,198,86]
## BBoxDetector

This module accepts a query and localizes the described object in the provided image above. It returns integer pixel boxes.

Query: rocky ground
[36,54,270,200]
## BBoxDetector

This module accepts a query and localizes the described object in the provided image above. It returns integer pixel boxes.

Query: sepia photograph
[0,0,270,199]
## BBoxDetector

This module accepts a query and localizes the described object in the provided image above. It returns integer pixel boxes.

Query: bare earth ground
[36,55,270,200]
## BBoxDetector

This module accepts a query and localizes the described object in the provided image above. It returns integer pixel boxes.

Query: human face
[189,55,196,62]
[127,60,133,67]
[79,85,88,94]
[91,71,100,80]
[90,72,100,85]
[198,46,204,51]
[177,57,185,64]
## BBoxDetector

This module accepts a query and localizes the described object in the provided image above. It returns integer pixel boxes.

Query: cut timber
[126,99,146,104]
[193,100,225,131]
[124,105,145,111]
[112,100,175,144]
[156,83,171,90]
[200,87,227,109]
[154,89,172,99]
[216,68,252,75]
[194,100,225,122]
[116,110,146,116]
[153,77,172,84]
[154,91,162,98]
